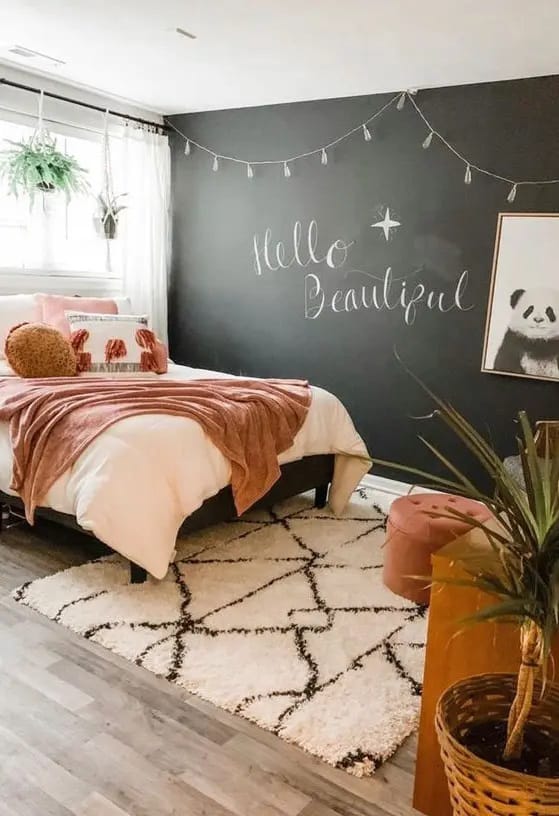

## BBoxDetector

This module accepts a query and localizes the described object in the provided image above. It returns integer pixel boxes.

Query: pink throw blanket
[0,377,311,523]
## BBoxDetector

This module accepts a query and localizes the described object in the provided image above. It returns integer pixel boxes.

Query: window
[0,117,124,288]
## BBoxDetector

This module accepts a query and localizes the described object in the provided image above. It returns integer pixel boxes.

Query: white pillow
[0,359,16,376]
[114,296,132,314]
[0,294,41,359]
[66,312,155,374]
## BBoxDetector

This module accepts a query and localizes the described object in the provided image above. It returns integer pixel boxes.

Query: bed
[0,363,371,581]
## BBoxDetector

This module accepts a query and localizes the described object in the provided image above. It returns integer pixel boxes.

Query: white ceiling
[2,1,559,115]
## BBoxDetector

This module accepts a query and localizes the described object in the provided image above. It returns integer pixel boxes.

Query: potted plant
[0,133,89,202]
[94,192,127,240]
[376,381,559,814]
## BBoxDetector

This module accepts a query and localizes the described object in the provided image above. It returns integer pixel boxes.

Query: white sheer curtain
[120,125,170,345]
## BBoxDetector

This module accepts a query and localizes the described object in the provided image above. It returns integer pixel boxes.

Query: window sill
[0,269,122,297]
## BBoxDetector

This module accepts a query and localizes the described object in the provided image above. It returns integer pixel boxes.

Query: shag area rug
[14,486,426,777]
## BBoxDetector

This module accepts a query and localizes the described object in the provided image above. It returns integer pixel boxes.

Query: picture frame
[482,212,559,382]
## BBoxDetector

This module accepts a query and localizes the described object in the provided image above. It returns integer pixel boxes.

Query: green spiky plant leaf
[0,132,89,203]
[97,192,127,224]
[375,360,559,761]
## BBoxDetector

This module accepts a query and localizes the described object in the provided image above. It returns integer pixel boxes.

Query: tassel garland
[172,89,559,201]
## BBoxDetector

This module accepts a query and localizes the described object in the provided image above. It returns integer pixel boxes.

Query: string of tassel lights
[165,90,559,203]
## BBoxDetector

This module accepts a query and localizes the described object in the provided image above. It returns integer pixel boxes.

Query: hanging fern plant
[0,132,89,203]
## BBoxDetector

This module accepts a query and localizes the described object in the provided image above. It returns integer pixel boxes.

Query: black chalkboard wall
[168,74,559,483]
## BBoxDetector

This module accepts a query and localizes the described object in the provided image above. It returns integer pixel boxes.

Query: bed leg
[314,483,329,509]
[130,562,147,584]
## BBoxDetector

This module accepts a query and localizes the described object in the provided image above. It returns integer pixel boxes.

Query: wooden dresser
[413,528,559,816]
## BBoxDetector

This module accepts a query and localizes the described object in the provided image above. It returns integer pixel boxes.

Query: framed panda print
[482,212,559,382]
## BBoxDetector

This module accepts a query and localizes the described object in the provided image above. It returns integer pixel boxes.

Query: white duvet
[0,364,371,578]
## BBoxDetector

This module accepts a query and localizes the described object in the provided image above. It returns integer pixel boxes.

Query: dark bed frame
[0,453,334,584]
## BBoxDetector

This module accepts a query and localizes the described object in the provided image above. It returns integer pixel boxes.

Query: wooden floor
[0,517,420,816]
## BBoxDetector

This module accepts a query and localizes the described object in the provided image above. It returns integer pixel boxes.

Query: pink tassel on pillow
[70,329,91,373]
[135,328,158,372]
[105,338,127,364]
[153,340,168,374]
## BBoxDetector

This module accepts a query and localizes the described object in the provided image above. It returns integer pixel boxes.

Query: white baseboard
[361,473,410,496]
[361,473,435,497]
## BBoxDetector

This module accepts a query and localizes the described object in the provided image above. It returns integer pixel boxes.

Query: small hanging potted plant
[94,111,127,240]
[376,378,559,815]
[0,132,89,203]
[93,192,127,240]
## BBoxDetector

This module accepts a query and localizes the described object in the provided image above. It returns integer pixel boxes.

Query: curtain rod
[0,102,110,138]
[0,77,166,131]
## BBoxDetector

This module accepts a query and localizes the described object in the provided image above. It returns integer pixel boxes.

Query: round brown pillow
[5,322,77,378]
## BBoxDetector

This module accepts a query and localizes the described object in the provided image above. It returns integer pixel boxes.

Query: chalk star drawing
[371,207,401,241]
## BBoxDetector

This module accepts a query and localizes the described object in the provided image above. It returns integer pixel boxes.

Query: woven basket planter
[435,673,559,816]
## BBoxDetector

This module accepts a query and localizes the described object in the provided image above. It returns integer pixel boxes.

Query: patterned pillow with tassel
[65,312,167,375]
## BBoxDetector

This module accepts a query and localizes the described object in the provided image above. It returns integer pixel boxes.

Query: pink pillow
[37,294,118,337]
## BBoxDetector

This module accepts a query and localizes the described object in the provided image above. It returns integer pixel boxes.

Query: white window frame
[0,111,123,297]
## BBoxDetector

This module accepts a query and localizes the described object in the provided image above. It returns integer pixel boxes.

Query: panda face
[509,288,559,342]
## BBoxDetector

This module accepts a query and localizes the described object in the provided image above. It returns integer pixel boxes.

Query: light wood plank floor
[0,517,420,816]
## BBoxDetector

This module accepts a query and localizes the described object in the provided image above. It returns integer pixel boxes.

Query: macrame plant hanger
[101,109,115,273]
[34,89,46,146]
[33,90,53,213]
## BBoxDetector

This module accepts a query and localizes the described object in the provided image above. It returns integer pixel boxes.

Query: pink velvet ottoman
[383,492,493,605]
